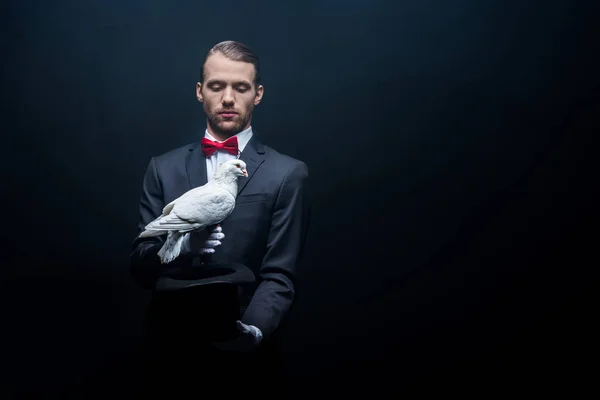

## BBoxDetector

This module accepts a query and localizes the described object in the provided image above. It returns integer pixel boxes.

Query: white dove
[139,158,248,264]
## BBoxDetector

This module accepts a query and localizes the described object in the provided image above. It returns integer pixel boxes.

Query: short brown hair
[200,40,261,86]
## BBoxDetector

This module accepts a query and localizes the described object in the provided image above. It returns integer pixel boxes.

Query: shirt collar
[204,126,253,153]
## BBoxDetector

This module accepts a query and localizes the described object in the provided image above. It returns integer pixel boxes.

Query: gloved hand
[212,321,263,352]
[180,225,225,256]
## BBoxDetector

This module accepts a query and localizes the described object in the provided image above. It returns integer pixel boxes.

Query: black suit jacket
[130,134,310,340]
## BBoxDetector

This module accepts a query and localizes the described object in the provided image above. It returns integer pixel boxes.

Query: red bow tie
[201,136,239,157]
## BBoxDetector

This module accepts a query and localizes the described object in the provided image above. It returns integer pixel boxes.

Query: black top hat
[147,262,256,343]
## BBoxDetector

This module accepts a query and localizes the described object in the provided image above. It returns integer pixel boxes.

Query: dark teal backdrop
[2,0,596,394]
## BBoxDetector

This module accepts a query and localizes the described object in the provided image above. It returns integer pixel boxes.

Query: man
[130,40,310,382]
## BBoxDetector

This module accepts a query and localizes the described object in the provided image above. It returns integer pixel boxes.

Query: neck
[207,130,232,142]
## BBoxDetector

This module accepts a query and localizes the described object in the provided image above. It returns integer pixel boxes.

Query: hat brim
[155,262,256,292]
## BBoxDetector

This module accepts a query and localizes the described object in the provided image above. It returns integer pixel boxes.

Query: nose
[222,87,234,106]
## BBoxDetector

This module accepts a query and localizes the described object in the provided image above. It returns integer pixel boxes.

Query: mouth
[218,111,238,118]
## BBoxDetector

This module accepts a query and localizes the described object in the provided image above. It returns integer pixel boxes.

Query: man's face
[196,52,264,140]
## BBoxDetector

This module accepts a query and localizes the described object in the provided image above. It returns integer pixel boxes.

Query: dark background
[2,0,596,395]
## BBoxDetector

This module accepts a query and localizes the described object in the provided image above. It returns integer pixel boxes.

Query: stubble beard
[205,106,252,139]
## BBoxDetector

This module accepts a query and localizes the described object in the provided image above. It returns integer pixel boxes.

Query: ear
[254,84,264,106]
[196,82,203,103]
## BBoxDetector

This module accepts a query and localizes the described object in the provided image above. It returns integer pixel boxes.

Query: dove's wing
[161,180,217,216]
[174,185,237,225]
[146,186,235,233]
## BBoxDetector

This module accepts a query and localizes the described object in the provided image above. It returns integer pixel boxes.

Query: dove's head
[218,159,248,179]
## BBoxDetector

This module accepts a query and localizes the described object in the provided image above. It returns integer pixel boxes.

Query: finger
[203,240,222,247]
[208,232,225,240]
[212,226,222,233]
[199,248,215,255]
[236,320,252,334]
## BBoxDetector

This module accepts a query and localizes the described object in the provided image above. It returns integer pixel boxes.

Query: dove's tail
[138,229,168,238]
[138,213,171,238]
[157,231,187,264]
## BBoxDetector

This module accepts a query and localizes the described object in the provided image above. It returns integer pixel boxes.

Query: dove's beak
[242,169,248,177]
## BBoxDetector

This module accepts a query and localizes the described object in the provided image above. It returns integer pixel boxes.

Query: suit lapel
[237,135,266,195]
[185,143,208,189]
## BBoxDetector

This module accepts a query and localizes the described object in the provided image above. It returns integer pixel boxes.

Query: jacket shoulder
[263,144,308,173]
[152,142,198,163]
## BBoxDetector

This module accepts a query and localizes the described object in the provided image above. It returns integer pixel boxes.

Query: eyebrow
[206,79,252,87]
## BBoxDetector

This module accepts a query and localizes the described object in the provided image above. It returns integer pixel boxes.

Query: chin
[218,122,243,132]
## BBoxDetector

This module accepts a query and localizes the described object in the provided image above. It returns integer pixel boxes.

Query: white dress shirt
[204,126,253,181]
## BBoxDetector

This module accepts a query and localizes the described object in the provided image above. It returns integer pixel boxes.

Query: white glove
[212,321,263,352]
[181,225,225,256]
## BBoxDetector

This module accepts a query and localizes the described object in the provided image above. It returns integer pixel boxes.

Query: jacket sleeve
[241,161,310,340]
[129,157,192,290]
